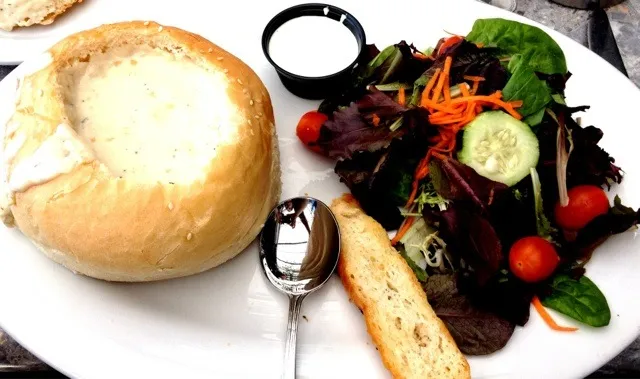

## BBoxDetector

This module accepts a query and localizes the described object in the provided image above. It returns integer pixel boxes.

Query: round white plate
[1,1,639,378]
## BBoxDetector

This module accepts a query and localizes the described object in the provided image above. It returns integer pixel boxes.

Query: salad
[295,18,640,355]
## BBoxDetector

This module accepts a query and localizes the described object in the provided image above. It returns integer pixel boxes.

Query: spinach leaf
[424,274,516,355]
[552,93,566,105]
[502,59,552,118]
[466,18,567,74]
[541,274,611,327]
[523,107,546,126]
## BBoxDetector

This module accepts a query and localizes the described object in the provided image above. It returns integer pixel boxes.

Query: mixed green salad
[294,18,640,355]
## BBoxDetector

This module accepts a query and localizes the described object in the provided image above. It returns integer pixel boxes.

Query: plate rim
[0,1,639,378]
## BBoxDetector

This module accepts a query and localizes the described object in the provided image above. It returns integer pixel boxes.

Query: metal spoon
[259,197,341,379]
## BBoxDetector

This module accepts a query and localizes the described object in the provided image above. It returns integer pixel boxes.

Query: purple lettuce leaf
[424,274,516,355]
[429,158,509,214]
[315,90,407,160]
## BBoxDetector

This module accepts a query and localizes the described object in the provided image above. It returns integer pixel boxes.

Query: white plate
[1,1,640,378]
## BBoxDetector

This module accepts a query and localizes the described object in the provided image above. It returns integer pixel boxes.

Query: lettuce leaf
[541,274,611,327]
[429,158,508,214]
[424,274,516,355]
[434,205,503,284]
[502,57,552,118]
[466,18,567,74]
[315,90,406,160]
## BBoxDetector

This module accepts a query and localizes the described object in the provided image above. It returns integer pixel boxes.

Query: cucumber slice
[458,111,539,186]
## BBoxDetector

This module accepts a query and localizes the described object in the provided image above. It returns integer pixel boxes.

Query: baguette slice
[331,194,470,379]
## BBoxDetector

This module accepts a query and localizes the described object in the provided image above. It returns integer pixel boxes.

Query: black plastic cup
[262,3,366,100]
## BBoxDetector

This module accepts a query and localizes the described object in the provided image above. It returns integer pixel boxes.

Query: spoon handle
[283,294,305,379]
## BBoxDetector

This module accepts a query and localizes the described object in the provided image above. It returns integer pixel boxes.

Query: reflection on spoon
[260,197,341,379]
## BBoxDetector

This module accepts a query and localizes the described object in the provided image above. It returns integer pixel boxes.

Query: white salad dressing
[62,45,240,184]
[268,15,359,77]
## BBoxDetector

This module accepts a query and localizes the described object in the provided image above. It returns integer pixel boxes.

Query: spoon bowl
[259,196,341,379]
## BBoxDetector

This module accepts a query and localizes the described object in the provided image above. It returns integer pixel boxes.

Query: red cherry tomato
[554,185,610,231]
[296,111,328,152]
[509,236,560,283]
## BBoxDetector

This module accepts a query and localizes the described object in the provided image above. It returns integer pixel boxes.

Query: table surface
[1,0,640,377]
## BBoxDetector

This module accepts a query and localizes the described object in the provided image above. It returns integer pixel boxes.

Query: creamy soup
[61,45,240,184]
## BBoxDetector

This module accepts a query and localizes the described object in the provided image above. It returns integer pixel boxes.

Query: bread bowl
[0,0,84,31]
[0,21,281,281]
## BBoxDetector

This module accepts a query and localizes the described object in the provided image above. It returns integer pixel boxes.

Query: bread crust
[3,21,281,281]
[332,194,470,379]
[0,0,83,31]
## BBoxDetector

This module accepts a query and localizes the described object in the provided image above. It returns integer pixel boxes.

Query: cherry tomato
[509,236,560,283]
[554,185,610,231]
[296,111,328,151]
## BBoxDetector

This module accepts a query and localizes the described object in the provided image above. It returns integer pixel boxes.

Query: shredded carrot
[471,80,480,95]
[421,99,461,114]
[430,104,466,117]
[443,78,451,103]
[438,35,464,55]
[431,151,449,160]
[372,113,381,127]
[532,296,579,332]
[447,94,523,119]
[398,88,406,106]
[405,138,450,207]
[460,83,471,98]
[476,42,485,48]
[431,56,453,103]
[391,216,416,245]
[463,75,486,82]
[465,102,476,118]
[406,184,420,212]
[430,116,467,125]
[420,68,441,108]
[398,51,527,241]
[412,52,430,61]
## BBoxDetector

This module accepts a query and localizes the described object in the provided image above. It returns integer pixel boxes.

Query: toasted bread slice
[0,0,83,31]
[331,194,470,379]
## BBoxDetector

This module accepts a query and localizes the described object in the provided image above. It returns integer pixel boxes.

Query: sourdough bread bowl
[0,21,281,281]
[0,0,84,31]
